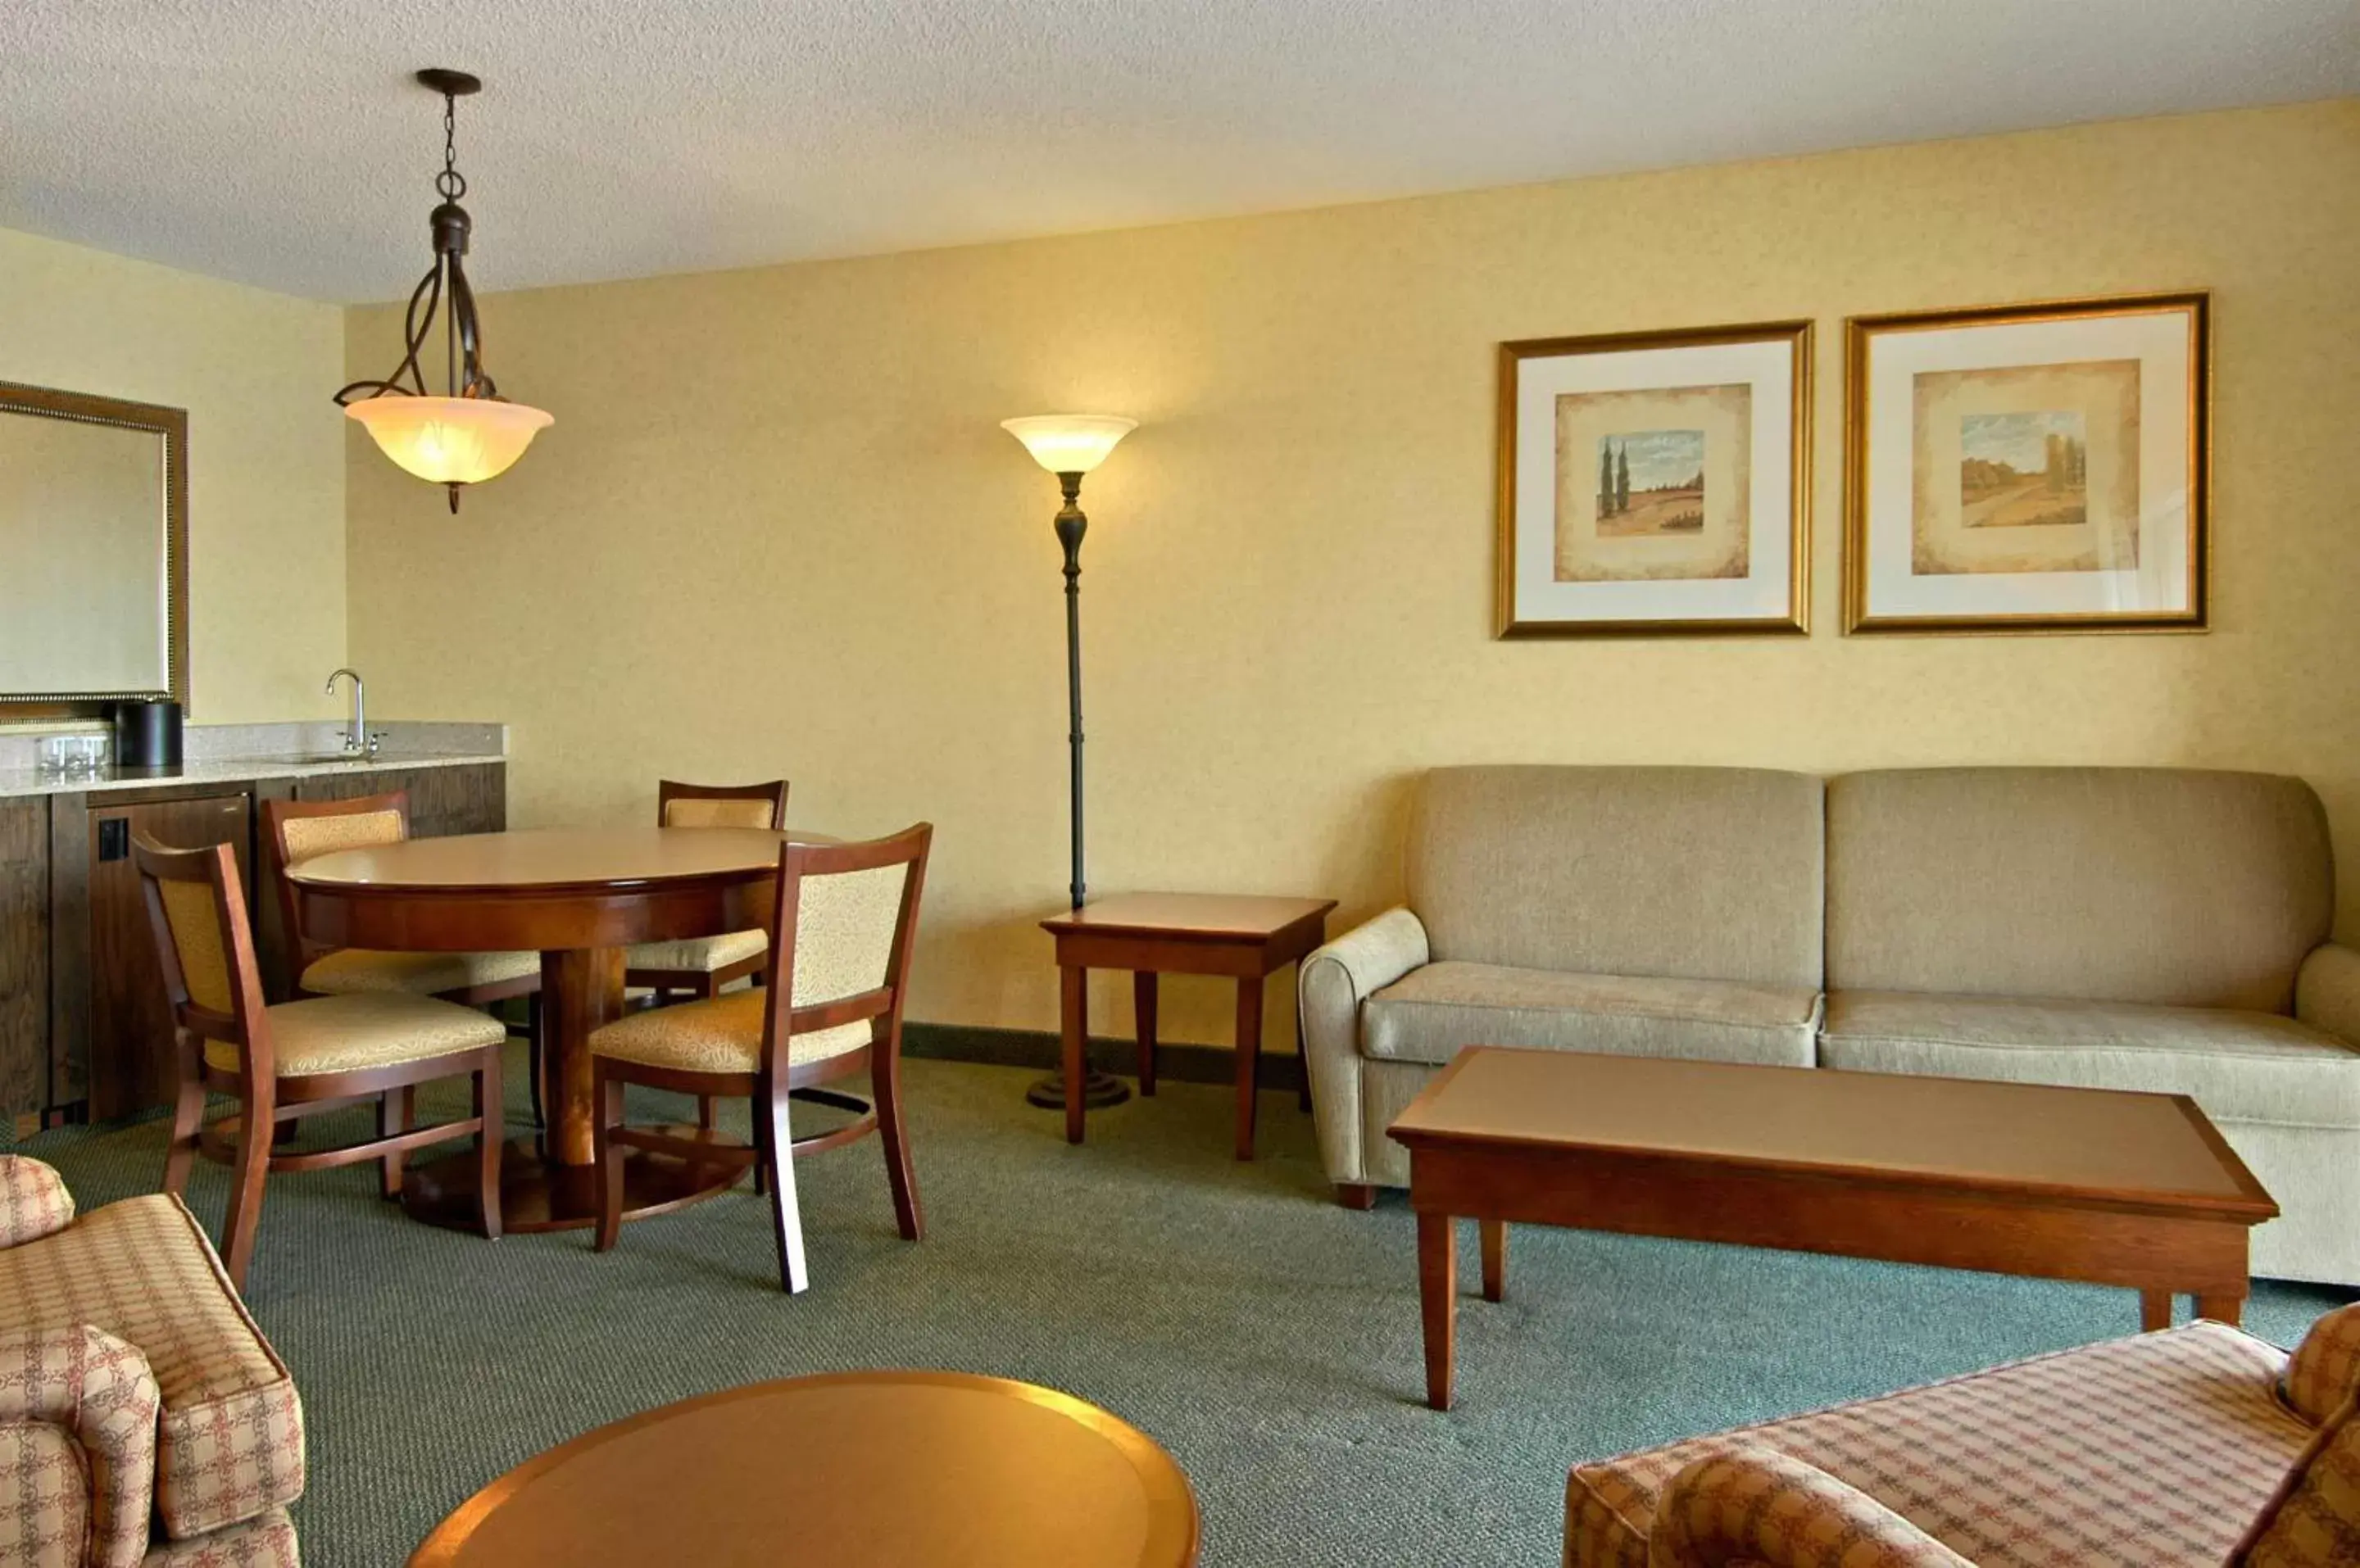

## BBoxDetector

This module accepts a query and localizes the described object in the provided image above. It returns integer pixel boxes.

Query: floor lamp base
[1025,1069,1132,1112]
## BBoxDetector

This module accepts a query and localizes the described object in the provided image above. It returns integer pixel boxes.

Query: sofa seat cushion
[0,1194,303,1540]
[1360,962,1818,1068]
[139,1507,297,1567]
[1822,990,2360,1131]
[1567,1321,2308,1568]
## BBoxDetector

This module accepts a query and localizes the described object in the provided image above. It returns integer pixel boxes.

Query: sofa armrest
[0,1155,75,1249]
[2299,944,2360,1048]
[1299,908,1429,1185]
[1648,1445,1976,1568]
[0,1324,162,1568]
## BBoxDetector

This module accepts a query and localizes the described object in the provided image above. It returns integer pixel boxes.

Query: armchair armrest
[1649,1445,1975,1568]
[1299,908,1429,1186]
[2299,943,2360,1048]
[0,1155,75,1249]
[0,1324,162,1568]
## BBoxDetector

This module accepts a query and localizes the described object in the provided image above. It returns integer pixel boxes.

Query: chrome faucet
[327,668,379,759]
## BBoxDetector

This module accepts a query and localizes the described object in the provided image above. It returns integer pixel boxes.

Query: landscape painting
[1960,411,2085,530]
[1496,319,1809,637]
[1551,383,1750,583]
[1905,358,2140,577]
[1595,430,1705,536]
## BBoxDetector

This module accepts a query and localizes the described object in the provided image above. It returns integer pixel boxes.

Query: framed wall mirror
[0,381,188,720]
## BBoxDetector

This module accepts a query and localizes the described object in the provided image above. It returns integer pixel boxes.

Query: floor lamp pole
[1025,470,1134,1115]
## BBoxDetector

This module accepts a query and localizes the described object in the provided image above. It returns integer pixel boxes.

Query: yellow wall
[347,100,2360,1051]
[0,227,348,723]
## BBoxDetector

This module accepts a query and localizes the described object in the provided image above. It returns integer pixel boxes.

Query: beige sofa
[1300,764,2360,1285]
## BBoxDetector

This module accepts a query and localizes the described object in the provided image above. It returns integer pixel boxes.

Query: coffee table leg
[1233,974,1264,1161]
[1480,1218,1506,1303]
[1133,971,1158,1097]
[2195,1291,2245,1327]
[2140,1290,2175,1332]
[1419,1210,1456,1411]
[1060,964,1088,1145]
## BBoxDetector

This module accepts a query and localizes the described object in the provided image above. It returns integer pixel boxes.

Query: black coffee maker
[112,699,184,768]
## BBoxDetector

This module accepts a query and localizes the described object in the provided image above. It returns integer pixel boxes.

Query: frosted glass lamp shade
[345,395,554,486]
[1001,415,1137,474]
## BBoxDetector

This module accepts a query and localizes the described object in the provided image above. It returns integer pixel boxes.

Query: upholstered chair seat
[202,992,509,1078]
[299,945,541,997]
[620,928,767,977]
[592,987,866,1075]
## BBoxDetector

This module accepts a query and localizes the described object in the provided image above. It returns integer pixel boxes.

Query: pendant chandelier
[335,69,551,513]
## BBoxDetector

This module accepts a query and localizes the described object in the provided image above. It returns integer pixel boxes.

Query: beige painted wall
[0,227,347,723]
[347,100,2360,1052]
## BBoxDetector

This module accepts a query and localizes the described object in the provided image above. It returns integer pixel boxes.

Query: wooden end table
[1388,1047,2278,1411]
[1042,893,1336,1158]
[411,1370,1200,1566]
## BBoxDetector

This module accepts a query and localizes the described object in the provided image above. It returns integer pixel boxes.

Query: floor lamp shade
[1001,415,1137,474]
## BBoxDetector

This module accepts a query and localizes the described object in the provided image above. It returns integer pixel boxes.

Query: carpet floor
[20,1053,2352,1566]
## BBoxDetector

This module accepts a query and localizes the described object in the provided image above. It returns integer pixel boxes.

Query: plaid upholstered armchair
[0,1155,302,1566]
[1569,1306,2360,1567]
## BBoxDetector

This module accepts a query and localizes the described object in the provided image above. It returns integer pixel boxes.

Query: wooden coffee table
[1388,1048,2278,1411]
[1042,892,1335,1157]
[411,1370,1200,1566]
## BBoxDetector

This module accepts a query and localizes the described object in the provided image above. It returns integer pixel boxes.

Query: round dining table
[286,825,833,1233]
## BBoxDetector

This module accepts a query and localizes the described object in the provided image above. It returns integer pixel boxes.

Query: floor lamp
[1002,414,1138,1114]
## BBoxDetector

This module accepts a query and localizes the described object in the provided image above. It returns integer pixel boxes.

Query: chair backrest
[1406,765,1826,989]
[261,791,411,984]
[760,824,931,1065]
[659,779,789,830]
[134,836,274,1083]
[1827,767,2333,1012]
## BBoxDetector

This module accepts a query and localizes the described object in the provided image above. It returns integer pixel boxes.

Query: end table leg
[2140,1289,2174,1332]
[2195,1292,2246,1327]
[1418,1210,1456,1411]
[1132,971,1158,1097]
[1060,965,1088,1145]
[1233,973,1264,1161]
[1480,1218,1506,1303]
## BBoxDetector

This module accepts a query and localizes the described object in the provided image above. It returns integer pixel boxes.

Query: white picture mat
[1862,310,2193,619]
[1512,338,1795,624]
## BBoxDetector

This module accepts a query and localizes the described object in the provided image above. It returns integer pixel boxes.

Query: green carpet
[20,1054,2351,1566]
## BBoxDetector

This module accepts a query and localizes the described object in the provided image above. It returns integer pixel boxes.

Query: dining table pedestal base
[400,1130,748,1235]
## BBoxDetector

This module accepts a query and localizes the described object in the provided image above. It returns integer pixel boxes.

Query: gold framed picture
[1495,319,1811,637]
[1843,292,2209,634]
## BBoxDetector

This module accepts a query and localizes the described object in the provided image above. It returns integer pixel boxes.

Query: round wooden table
[287,826,832,1233]
[410,1371,1200,1566]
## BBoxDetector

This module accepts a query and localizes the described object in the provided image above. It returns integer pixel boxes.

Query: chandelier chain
[435,91,467,201]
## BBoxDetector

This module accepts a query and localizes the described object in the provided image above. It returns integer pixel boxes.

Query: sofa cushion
[1361,962,1818,1068]
[1820,990,2360,1131]
[0,1156,74,1249]
[138,1507,298,1568]
[2230,1389,2360,1566]
[1566,1321,2309,1568]
[0,1194,303,1540]
[2286,1305,2360,1425]
[1827,768,2332,1013]
[1408,766,1824,989]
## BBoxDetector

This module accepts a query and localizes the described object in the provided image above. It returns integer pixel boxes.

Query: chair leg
[593,1070,626,1254]
[162,1037,204,1197]
[874,1041,924,1242]
[379,1085,415,1199]
[220,1089,275,1292]
[525,992,547,1144]
[475,1050,505,1241]
[761,1082,809,1294]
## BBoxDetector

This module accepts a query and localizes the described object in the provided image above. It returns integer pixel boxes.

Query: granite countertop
[0,721,506,799]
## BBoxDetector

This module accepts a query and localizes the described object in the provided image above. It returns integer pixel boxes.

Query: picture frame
[1495,319,1811,638]
[1843,292,2210,635]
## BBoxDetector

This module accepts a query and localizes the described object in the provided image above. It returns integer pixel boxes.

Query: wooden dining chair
[263,791,542,1137]
[136,836,505,1289]
[588,823,932,1294]
[623,779,790,1001]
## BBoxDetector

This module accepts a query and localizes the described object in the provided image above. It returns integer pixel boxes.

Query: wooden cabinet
[0,800,47,1129]
[0,759,506,1126]
[86,793,251,1122]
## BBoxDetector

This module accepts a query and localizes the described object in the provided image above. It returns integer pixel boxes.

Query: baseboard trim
[903,1021,1304,1094]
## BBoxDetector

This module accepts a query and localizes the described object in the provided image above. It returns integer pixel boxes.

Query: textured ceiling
[2,0,2353,302]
